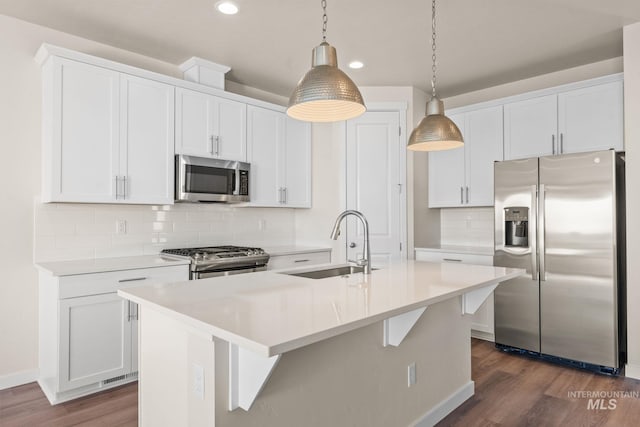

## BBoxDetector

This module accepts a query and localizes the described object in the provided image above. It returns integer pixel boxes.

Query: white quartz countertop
[262,246,332,256]
[120,260,522,357]
[35,255,190,276]
[415,245,494,256]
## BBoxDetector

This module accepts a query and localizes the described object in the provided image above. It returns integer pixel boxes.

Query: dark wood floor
[1,339,639,426]
[438,339,640,426]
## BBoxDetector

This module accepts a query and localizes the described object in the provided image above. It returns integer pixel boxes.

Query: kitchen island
[119,260,523,426]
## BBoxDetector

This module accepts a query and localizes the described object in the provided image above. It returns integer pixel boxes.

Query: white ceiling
[1,0,640,98]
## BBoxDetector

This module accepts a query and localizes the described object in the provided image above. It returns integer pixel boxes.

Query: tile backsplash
[34,200,295,262]
[440,207,494,247]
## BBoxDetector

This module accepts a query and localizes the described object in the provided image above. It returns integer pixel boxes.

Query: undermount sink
[282,265,373,280]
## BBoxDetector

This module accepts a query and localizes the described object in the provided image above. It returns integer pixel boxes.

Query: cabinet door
[464,106,504,206]
[428,113,465,207]
[283,118,312,207]
[120,75,175,204]
[246,106,283,206]
[213,97,247,161]
[504,94,557,160]
[558,80,624,154]
[47,58,119,202]
[175,87,214,157]
[58,293,131,392]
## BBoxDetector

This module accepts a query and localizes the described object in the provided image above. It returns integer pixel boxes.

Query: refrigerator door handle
[530,185,538,281]
[539,184,546,281]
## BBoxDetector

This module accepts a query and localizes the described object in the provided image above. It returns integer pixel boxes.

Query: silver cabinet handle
[539,184,546,281]
[209,135,214,154]
[278,187,283,203]
[215,135,220,156]
[349,242,357,248]
[118,277,147,283]
[560,133,564,154]
[115,176,120,199]
[127,301,132,322]
[460,187,463,204]
[283,187,287,204]
[552,135,556,155]
[123,176,128,199]
[294,259,310,263]
[465,186,469,204]
[443,258,462,262]
[530,185,538,281]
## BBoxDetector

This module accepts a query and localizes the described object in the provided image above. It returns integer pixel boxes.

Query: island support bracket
[228,344,281,411]
[461,284,498,315]
[383,307,427,347]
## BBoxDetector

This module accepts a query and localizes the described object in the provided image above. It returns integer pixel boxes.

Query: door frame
[344,102,408,261]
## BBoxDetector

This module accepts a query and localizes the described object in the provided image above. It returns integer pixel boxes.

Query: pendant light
[407,0,463,151]
[287,0,366,122]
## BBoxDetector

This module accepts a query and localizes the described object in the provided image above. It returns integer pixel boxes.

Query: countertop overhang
[119,260,523,358]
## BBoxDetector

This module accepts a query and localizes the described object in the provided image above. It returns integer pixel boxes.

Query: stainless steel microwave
[175,155,250,203]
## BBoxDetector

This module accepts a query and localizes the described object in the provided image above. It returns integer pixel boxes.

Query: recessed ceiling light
[348,61,364,69]
[216,1,239,15]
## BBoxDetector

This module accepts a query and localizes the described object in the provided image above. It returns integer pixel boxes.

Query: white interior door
[346,111,403,268]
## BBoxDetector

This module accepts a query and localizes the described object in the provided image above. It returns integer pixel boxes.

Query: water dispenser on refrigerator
[504,207,529,247]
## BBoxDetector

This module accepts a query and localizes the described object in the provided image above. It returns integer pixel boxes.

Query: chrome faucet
[330,210,371,274]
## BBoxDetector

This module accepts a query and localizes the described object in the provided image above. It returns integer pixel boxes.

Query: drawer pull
[294,259,310,263]
[443,258,462,263]
[118,277,147,283]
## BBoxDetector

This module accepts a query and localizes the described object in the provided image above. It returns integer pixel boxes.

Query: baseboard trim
[412,380,475,427]
[625,363,640,379]
[0,369,39,390]
[471,330,495,342]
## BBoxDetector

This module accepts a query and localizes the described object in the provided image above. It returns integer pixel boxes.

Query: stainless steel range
[161,246,269,280]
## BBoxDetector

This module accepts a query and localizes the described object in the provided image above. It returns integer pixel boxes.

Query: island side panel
[214,297,473,427]
[138,307,216,427]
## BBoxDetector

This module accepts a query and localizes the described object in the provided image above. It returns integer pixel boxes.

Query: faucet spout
[329,210,372,274]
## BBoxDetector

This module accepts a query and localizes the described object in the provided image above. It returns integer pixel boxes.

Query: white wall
[623,23,640,379]
[0,13,296,386]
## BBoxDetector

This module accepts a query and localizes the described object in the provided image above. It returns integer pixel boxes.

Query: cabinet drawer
[415,250,493,266]
[58,265,189,299]
[267,251,331,270]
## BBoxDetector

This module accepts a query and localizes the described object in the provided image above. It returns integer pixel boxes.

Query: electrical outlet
[408,362,416,387]
[193,363,205,399]
[116,220,127,235]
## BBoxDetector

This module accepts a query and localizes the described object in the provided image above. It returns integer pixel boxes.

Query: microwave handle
[234,168,239,195]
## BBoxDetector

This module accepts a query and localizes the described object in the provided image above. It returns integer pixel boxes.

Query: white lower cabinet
[415,249,495,340]
[38,264,188,404]
[267,249,331,270]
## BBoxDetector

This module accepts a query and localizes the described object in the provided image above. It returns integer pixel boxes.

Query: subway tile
[55,234,111,249]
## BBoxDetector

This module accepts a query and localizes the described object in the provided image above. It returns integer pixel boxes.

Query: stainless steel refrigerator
[493,150,626,373]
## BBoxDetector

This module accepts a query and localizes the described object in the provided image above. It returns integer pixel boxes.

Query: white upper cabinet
[465,106,505,206]
[558,80,624,154]
[40,57,174,204]
[428,114,466,207]
[43,57,120,202]
[247,105,283,206]
[429,106,503,208]
[504,76,623,160]
[282,117,312,208]
[120,74,175,204]
[175,87,247,161]
[246,106,311,208]
[504,94,558,160]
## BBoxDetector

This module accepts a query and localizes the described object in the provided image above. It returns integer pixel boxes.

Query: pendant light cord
[431,0,437,99]
[322,0,328,42]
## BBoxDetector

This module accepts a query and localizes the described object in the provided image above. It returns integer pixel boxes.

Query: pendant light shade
[407,97,464,151]
[407,0,463,151]
[287,1,366,122]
